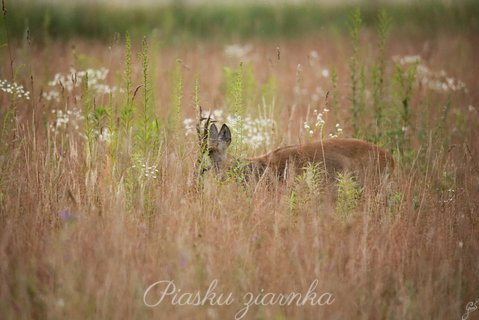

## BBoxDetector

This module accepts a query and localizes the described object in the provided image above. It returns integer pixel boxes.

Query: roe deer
[199,122,394,186]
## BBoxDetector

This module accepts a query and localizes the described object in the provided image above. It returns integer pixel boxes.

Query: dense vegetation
[1,1,478,319]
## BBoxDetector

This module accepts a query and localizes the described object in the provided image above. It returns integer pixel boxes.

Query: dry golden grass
[1,31,478,320]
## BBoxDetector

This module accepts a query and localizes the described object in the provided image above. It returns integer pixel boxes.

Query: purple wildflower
[59,209,75,222]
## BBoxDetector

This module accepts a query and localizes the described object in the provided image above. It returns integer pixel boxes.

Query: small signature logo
[462,299,479,320]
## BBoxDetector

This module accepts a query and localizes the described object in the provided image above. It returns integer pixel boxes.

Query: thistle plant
[295,162,325,197]
[434,96,452,151]
[348,8,362,137]
[224,62,247,157]
[288,163,326,217]
[169,59,183,136]
[336,172,362,221]
[372,10,391,143]
[288,188,299,216]
[120,32,134,135]
[331,67,338,119]
[392,59,418,157]
[243,63,257,112]
[83,73,95,155]
[224,63,244,115]
[233,62,245,117]
[134,37,160,159]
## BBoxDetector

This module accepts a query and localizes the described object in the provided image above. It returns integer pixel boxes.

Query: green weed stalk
[348,8,362,137]
[372,10,391,143]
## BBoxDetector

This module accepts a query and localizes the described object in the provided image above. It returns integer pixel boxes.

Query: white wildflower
[133,159,158,179]
[394,54,467,93]
[183,110,275,150]
[0,79,30,100]
[43,67,123,102]
[50,107,84,134]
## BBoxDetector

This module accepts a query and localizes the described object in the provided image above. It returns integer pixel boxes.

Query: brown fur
[246,138,394,182]
[205,124,394,185]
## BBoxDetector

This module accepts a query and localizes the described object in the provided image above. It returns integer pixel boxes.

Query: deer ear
[219,124,232,146]
[209,123,218,141]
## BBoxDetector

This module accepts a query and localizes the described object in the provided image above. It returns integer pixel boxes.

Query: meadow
[1,1,479,319]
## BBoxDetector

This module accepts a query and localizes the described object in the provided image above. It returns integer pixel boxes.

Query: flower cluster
[0,79,30,100]
[304,108,327,136]
[303,108,343,139]
[226,114,275,147]
[43,68,123,102]
[49,108,84,134]
[328,123,344,138]
[132,161,159,179]
[394,55,467,93]
[43,90,60,102]
[183,109,275,149]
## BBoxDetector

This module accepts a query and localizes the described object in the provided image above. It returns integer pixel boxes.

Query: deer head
[194,107,232,183]
[207,123,232,172]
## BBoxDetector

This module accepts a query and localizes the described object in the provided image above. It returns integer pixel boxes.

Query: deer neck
[209,149,229,171]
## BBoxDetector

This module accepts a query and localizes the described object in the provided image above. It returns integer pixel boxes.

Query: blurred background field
[5,0,479,42]
[1,0,479,319]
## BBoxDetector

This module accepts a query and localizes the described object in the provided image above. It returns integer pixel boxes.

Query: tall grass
[0,6,478,320]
